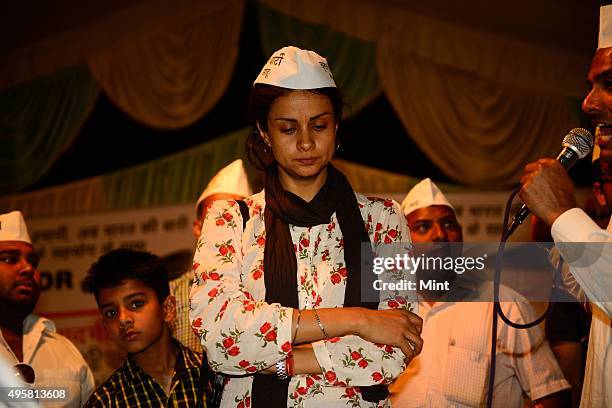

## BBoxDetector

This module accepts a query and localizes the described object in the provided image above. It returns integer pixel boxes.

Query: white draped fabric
[259,0,593,96]
[377,51,578,184]
[0,0,596,184]
[89,0,244,129]
[375,11,590,98]
[1,0,244,129]
[0,1,234,89]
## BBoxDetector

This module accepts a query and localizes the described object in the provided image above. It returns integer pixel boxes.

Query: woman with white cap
[190,46,422,407]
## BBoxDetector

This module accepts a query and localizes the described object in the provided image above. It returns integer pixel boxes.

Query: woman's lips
[296,158,318,165]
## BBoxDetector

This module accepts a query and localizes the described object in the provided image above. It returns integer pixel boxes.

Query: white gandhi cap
[0,211,32,244]
[400,178,455,216]
[195,159,254,211]
[253,46,336,89]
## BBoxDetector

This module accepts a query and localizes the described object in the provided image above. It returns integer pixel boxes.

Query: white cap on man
[594,3,612,162]
[0,211,32,244]
[401,178,455,216]
[195,159,254,211]
[253,46,336,89]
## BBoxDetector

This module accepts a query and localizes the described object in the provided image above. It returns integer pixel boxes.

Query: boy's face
[97,279,175,354]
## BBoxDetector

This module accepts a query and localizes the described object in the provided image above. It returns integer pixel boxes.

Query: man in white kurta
[391,179,570,407]
[391,285,571,408]
[549,210,611,407]
[519,5,612,407]
[0,211,94,407]
[0,315,95,407]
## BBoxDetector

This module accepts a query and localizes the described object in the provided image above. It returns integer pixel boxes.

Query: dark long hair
[246,84,343,169]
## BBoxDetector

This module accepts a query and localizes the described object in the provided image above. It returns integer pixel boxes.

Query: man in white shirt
[391,179,570,407]
[0,211,94,407]
[518,5,612,407]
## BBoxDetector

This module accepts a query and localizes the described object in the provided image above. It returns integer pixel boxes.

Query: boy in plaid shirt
[83,249,207,407]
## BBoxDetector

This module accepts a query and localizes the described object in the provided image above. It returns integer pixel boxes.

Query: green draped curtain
[258,5,380,115]
[0,66,99,194]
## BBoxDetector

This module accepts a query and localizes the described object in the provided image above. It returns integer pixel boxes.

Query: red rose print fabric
[190,191,415,407]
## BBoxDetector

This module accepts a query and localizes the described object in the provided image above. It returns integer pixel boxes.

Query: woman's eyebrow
[273,112,332,122]
[309,112,332,121]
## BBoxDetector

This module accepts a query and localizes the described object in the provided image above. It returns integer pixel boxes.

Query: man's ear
[256,121,271,146]
[593,182,608,207]
[162,295,177,324]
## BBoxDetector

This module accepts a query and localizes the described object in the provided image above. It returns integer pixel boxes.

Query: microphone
[506,128,594,236]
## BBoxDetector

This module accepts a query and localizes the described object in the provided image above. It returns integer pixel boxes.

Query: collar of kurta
[22,314,56,335]
[0,315,55,364]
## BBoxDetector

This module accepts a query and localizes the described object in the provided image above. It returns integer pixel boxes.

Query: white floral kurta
[189,190,415,408]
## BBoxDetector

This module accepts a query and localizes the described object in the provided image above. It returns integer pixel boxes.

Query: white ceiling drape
[378,51,578,184]
[260,0,593,185]
[89,0,244,129]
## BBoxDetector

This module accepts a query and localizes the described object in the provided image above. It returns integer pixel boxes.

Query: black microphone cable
[485,186,561,408]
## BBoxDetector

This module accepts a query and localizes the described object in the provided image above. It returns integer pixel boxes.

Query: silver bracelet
[276,359,288,379]
[292,309,302,344]
[312,307,330,339]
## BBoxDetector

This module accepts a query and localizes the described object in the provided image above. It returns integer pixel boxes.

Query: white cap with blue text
[0,211,32,244]
[401,178,455,216]
[195,159,254,211]
[253,46,336,89]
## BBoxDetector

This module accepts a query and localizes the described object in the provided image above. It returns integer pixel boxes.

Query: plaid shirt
[84,341,204,407]
[169,271,203,353]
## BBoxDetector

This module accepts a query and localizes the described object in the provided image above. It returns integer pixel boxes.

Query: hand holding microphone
[517,159,578,227]
[509,128,593,234]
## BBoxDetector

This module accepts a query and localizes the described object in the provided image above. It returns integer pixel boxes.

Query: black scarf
[251,164,386,407]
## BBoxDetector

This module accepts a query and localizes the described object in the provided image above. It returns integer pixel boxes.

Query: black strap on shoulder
[237,200,250,229]
[197,200,250,407]
[197,352,215,408]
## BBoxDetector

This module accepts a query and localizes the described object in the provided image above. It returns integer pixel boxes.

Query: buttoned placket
[22,323,44,365]
[418,301,458,401]
[0,316,45,366]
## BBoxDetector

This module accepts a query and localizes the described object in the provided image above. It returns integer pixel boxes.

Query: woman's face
[258,90,337,184]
